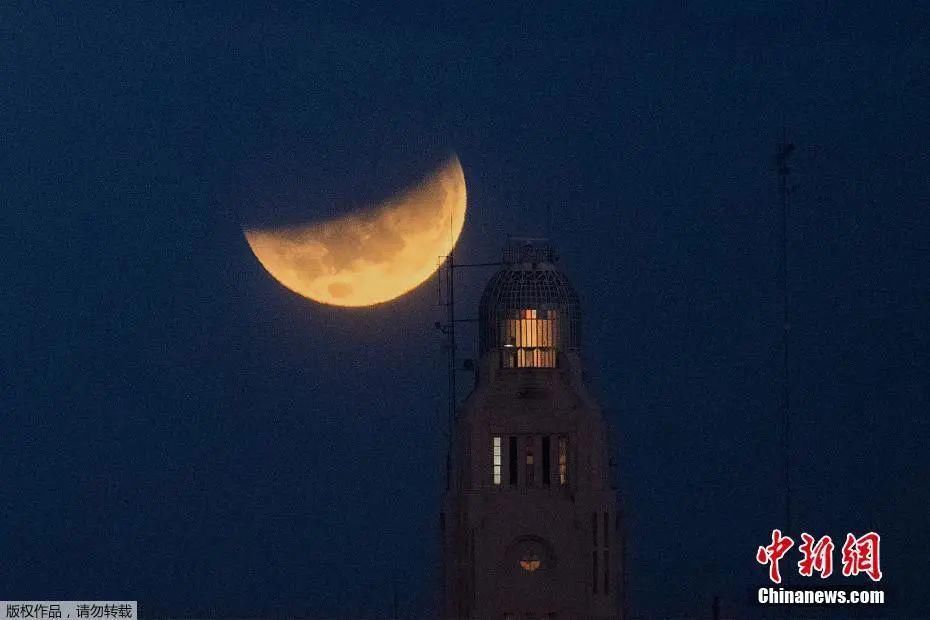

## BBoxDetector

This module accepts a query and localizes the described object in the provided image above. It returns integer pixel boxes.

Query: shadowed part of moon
[244,156,467,307]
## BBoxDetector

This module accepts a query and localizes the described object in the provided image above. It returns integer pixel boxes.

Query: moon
[244,155,467,307]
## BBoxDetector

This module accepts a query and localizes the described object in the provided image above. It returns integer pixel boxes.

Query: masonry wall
[441,352,622,620]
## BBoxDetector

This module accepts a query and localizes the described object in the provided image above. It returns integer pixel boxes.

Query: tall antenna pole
[444,194,457,490]
[447,246,456,478]
[776,130,795,540]
[437,247,502,490]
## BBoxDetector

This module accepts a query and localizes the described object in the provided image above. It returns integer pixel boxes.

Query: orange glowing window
[520,553,541,572]
[501,309,558,368]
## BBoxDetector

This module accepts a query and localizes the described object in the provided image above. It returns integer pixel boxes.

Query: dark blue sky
[3,2,929,618]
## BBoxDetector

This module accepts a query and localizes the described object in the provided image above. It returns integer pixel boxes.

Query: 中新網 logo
[756,529,882,583]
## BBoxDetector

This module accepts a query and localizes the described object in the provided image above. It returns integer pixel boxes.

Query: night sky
[3,3,929,618]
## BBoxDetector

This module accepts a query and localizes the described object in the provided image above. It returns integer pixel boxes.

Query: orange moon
[244,156,466,307]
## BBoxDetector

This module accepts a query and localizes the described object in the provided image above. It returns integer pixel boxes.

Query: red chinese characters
[841,532,882,582]
[757,529,883,583]
[797,533,834,578]
[756,529,795,584]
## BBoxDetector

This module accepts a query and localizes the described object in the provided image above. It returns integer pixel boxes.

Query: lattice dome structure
[478,241,581,368]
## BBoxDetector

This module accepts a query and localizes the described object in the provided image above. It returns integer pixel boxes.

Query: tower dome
[478,240,581,368]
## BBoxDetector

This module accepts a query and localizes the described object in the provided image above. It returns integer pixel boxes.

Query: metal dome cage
[478,240,581,368]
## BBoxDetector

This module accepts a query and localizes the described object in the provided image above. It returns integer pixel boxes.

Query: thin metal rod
[448,249,455,437]
[445,204,457,490]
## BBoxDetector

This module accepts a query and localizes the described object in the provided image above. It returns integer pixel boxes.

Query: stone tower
[441,240,622,619]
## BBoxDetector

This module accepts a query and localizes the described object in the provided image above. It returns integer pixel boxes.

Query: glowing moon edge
[243,155,467,308]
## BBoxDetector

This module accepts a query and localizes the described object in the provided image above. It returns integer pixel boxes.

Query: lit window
[492,436,502,485]
[501,309,558,368]
[519,553,541,572]
[558,436,568,485]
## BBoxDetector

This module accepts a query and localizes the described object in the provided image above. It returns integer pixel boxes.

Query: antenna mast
[446,247,456,487]
[437,204,458,491]
[776,131,795,538]
[436,245,504,489]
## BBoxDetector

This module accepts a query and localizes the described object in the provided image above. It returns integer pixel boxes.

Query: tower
[441,240,622,619]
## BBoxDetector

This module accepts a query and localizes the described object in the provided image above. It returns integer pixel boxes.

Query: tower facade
[441,241,622,620]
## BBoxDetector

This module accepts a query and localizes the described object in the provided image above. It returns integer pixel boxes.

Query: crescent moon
[244,155,467,307]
